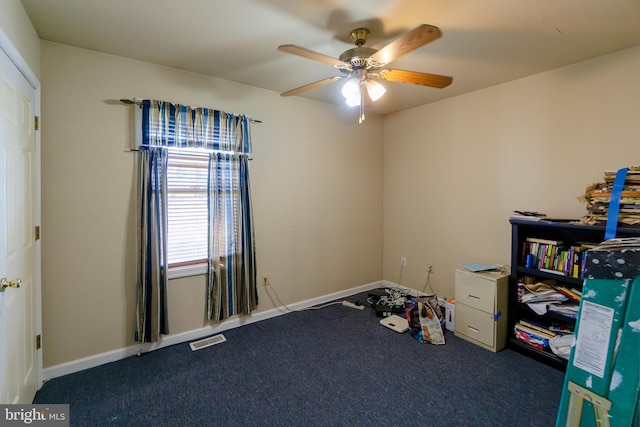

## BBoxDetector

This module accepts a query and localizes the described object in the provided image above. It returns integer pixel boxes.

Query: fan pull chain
[359,88,365,124]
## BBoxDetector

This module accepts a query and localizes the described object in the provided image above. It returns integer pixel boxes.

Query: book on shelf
[554,286,581,302]
[515,337,546,351]
[521,241,590,278]
[548,321,575,334]
[539,268,567,276]
[526,237,564,246]
[518,320,556,338]
[575,241,599,249]
[514,324,550,349]
[510,211,547,222]
[539,218,580,223]
[547,302,579,319]
[521,293,567,303]
[595,237,640,250]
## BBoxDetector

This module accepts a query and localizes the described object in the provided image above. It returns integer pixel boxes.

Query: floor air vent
[189,334,227,351]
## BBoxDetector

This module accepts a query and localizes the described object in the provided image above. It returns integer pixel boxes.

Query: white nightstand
[454,267,509,352]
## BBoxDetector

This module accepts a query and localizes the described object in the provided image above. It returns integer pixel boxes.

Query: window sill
[168,263,207,280]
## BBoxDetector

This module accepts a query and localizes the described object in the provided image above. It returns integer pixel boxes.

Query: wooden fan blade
[281,76,343,96]
[378,69,452,88]
[278,44,349,68]
[370,24,442,66]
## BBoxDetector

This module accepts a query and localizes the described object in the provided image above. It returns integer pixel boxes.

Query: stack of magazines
[514,320,556,350]
[520,280,567,304]
[578,166,640,225]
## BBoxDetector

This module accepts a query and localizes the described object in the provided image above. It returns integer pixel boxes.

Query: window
[165,149,241,270]
[166,150,208,267]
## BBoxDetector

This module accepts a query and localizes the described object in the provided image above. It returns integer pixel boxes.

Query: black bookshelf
[508,218,640,370]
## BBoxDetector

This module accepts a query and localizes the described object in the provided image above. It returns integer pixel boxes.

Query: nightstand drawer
[454,304,495,348]
[455,270,496,313]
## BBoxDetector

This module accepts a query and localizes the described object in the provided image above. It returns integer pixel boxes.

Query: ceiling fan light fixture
[341,78,361,107]
[366,79,386,102]
[345,96,360,107]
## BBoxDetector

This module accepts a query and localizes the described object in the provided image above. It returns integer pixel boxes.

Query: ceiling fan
[278,24,452,123]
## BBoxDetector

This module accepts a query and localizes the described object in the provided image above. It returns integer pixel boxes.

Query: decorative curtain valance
[141,100,252,153]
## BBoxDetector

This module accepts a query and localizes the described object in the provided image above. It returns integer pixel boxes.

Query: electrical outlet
[401,256,407,266]
[262,274,270,286]
[428,265,434,273]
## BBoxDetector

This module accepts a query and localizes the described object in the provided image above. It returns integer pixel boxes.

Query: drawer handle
[468,294,480,301]
[467,326,479,334]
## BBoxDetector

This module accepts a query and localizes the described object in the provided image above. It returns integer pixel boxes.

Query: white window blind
[167,151,208,266]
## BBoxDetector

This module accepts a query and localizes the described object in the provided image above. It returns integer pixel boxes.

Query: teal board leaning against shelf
[556,240,640,427]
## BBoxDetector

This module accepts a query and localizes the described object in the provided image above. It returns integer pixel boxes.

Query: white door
[0,43,39,404]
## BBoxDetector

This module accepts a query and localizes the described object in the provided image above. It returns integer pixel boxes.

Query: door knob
[0,277,21,292]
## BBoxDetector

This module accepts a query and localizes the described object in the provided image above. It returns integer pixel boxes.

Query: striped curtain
[139,99,257,324]
[206,153,257,320]
[136,146,169,343]
[141,100,252,153]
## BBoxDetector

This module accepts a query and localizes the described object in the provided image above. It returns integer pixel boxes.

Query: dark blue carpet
[34,293,565,426]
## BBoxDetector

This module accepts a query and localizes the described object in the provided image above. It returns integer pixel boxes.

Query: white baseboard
[43,280,382,382]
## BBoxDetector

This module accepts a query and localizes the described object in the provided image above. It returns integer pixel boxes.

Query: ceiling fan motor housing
[339,28,379,69]
[339,46,378,69]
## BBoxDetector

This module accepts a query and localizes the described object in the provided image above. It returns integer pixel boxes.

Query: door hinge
[34,116,39,131]
[35,226,40,241]
[36,335,41,350]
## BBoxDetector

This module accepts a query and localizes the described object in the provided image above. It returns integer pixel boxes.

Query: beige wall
[40,41,383,367]
[10,1,640,369]
[383,45,640,300]
[0,0,39,77]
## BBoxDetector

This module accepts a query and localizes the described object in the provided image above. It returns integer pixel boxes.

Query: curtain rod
[127,147,252,160]
[119,99,262,123]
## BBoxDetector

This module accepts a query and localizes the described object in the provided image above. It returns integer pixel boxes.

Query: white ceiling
[20,0,640,115]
